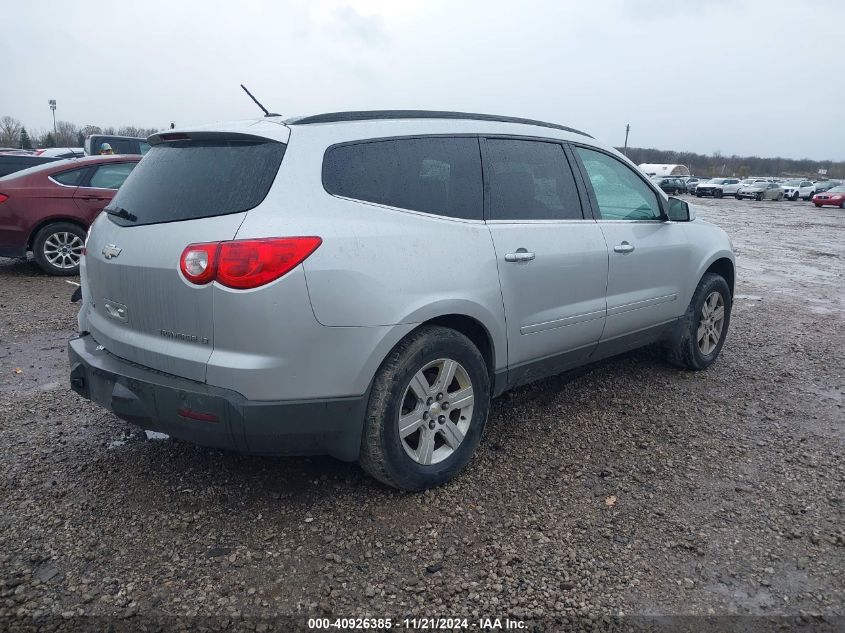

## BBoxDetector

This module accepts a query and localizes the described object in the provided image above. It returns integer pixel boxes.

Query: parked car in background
[814,180,842,193]
[0,155,140,274]
[812,185,845,208]
[68,110,735,490]
[684,177,704,194]
[35,147,84,158]
[737,181,783,201]
[0,154,62,178]
[651,176,686,195]
[695,178,742,198]
[84,135,151,156]
[780,179,816,201]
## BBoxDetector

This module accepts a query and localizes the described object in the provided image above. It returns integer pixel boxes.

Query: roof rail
[285,110,592,138]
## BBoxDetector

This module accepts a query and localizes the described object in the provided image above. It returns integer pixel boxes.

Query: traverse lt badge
[102,244,122,259]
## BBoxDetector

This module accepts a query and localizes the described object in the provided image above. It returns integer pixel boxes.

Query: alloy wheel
[697,291,725,356]
[397,358,474,465]
[43,231,84,269]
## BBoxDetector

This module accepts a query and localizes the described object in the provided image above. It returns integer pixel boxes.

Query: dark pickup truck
[84,135,151,156]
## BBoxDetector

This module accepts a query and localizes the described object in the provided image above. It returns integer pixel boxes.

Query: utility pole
[623,123,630,156]
[48,100,57,139]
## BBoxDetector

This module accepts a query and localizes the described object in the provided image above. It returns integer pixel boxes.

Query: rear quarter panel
[0,175,83,249]
[232,125,508,373]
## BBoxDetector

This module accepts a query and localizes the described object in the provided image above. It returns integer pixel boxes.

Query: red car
[812,185,845,209]
[0,155,140,275]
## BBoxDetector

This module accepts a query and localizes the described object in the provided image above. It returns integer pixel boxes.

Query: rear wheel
[359,326,490,491]
[667,273,731,370]
[32,222,85,276]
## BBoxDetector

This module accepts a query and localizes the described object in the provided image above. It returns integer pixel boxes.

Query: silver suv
[69,110,735,490]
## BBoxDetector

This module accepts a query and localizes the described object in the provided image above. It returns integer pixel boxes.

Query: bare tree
[54,120,79,147]
[0,116,24,148]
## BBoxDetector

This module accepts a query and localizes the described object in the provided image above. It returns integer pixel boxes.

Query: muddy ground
[0,196,843,631]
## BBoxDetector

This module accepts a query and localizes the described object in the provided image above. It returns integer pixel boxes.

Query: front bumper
[68,333,368,461]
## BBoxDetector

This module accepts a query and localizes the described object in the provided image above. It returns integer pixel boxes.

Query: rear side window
[52,167,88,186]
[106,140,285,226]
[323,137,482,220]
[89,162,136,189]
[484,139,583,221]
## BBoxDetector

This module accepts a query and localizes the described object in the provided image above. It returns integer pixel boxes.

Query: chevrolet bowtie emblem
[102,244,122,259]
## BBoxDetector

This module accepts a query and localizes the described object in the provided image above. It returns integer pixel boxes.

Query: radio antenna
[240,84,280,117]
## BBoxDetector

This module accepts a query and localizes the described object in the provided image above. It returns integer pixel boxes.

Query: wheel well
[423,314,495,380]
[705,258,735,297]
[27,218,87,250]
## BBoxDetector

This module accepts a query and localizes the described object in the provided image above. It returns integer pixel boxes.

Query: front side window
[139,142,151,155]
[89,162,136,189]
[484,139,582,221]
[323,137,482,220]
[575,147,662,220]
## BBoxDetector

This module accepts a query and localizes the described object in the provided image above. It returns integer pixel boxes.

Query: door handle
[613,241,635,254]
[81,196,107,201]
[504,249,535,263]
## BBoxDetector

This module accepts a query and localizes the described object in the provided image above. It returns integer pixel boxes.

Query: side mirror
[667,197,691,222]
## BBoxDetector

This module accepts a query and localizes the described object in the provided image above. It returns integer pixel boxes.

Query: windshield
[828,185,845,193]
[783,179,802,186]
[106,139,286,226]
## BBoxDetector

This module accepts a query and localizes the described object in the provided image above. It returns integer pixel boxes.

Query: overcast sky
[4,0,843,160]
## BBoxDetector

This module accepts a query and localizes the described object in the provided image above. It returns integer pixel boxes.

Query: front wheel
[32,222,86,276]
[359,326,490,491]
[714,189,723,198]
[776,193,783,201]
[792,192,800,201]
[667,273,731,370]
[756,193,764,201]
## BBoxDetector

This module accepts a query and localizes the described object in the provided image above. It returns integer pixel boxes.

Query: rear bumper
[68,333,367,461]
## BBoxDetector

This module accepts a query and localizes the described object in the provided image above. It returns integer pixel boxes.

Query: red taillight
[0,193,8,204]
[179,237,321,289]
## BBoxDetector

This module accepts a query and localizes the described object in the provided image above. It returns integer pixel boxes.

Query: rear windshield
[106,140,285,226]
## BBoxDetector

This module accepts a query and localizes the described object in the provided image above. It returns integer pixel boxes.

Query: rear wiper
[104,206,137,222]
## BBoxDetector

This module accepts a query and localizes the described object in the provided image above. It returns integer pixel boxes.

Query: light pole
[48,100,57,141]
[623,123,630,156]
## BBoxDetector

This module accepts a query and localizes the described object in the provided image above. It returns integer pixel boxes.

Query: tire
[777,193,783,201]
[696,192,702,198]
[792,192,799,201]
[756,193,763,201]
[735,194,742,199]
[814,203,822,208]
[840,200,845,209]
[359,325,491,491]
[714,189,723,198]
[667,273,732,371]
[32,222,86,276]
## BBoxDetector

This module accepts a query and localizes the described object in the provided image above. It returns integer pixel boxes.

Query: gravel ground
[0,197,843,631]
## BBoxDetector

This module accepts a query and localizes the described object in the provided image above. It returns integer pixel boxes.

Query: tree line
[0,115,159,150]
[619,146,845,180]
